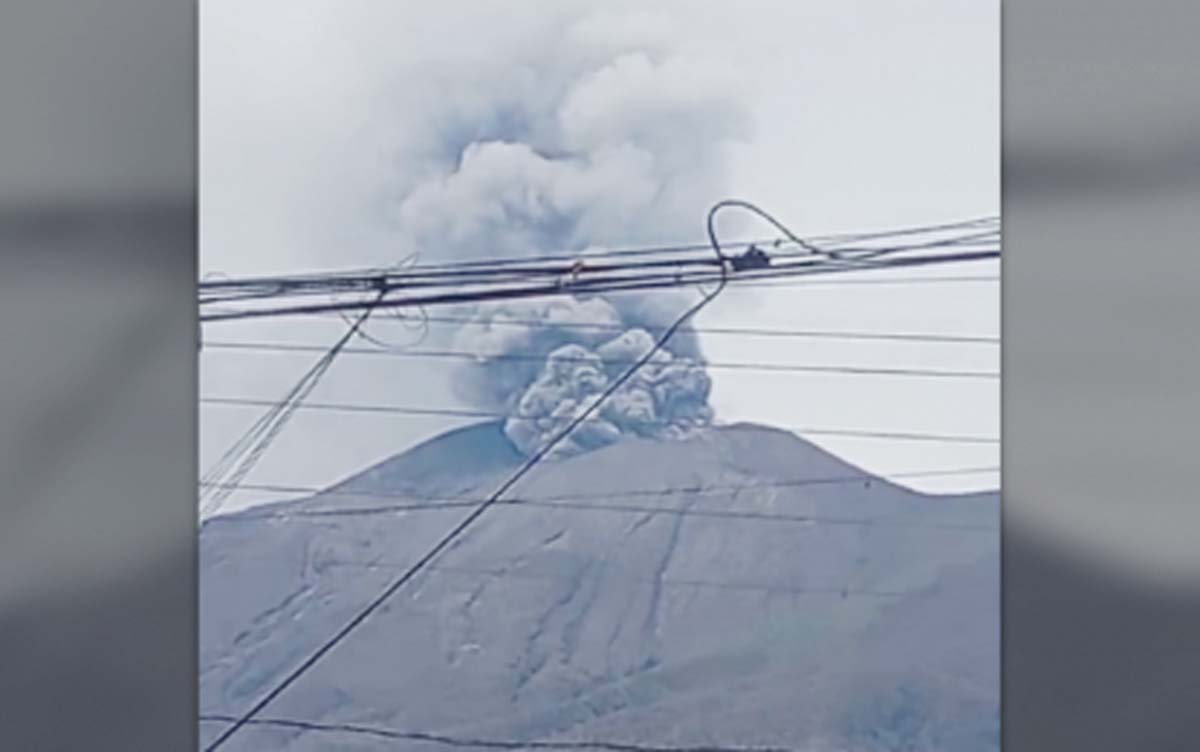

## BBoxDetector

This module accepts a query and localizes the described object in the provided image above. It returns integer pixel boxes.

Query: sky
[199,0,999,513]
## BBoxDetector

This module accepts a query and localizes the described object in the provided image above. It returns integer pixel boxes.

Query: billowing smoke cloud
[362,5,753,456]
[387,48,751,259]
[452,296,713,458]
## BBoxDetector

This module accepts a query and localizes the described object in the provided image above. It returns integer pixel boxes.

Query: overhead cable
[197,292,385,518]
[199,400,1000,445]
[200,714,798,752]
[201,246,999,323]
[203,199,741,750]
[200,465,1000,531]
[199,347,1000,379]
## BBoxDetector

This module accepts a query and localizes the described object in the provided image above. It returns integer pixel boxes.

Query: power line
[199,237,772,299]
[199,346,1000,379]
[199,401,1000,445]
[199,228,997,303]
[201,247,1000,320]
[204,316,1000,345]
[200,272,1000,323]
[201,247,999,323]
[198,294,385,518]
[324,562,924,599]
[199,215,997,291]
[200,466,1000,531]
[199,715,798,752]
[203,199,737,751]
[202,464,1000,506]
[396,214,997,272]
[202,261,1000,308]
[728,273,998,289]
[212,497,998,532]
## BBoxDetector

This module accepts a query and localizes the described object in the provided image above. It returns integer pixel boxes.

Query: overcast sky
[199,0,999,512]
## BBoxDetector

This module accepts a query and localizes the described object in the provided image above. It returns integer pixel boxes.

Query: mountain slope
[200,422,998,751]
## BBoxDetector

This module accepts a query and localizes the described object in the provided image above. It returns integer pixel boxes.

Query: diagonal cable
[200,714,795,751]
[198,290,386,518]
[202,200,754,750]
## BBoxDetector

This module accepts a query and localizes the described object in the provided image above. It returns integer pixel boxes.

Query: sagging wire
[336,252,433,351]
[198,289,388,519]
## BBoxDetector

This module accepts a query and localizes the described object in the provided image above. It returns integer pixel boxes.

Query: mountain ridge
[200,422,998,751]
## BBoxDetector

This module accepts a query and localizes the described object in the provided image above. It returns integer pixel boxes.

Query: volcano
[200,422,998,751]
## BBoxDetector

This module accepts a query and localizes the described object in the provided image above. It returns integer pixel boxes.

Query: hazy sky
[200,1,999,512]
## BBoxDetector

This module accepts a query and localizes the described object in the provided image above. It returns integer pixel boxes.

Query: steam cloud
[370,6,752,457]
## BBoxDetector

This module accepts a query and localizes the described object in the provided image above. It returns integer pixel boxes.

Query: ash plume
[452,297,713,458]
[358,4,753,456]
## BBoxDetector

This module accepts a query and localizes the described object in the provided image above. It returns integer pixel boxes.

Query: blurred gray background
[0,1,196,750]
[1,0,1199,750]
[1004,2,1200,750]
